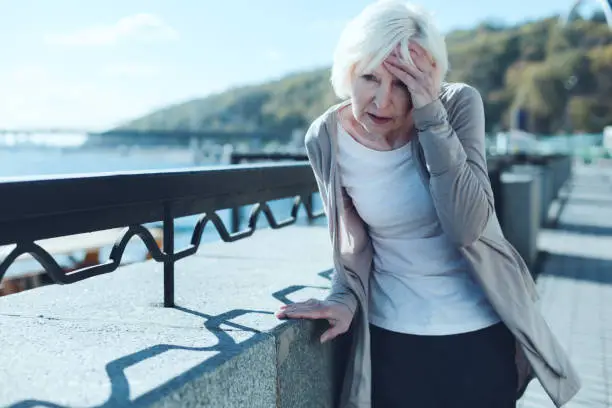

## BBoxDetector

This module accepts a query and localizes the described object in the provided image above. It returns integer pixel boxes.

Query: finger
[403,59,429,81]
[320,324,347,343]
[384,61,421,90]
[409,41,428,57]
[283,309,330,320]
[410,44,435,70]
[276,299,324,320]
[410,50,434,73]
[386,53,410,67]
[281,303,332,319]
[386,55,425,78]
[383,59,410,80]
[281,299,317,312]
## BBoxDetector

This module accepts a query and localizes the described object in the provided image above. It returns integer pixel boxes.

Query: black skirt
[370,322,518,408]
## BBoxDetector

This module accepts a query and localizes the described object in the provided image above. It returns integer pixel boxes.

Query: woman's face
[349,57,414,138]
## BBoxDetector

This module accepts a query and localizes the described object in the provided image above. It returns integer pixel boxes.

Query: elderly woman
[276,2,580,408]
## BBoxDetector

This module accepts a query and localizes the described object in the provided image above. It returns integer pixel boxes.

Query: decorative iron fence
[0,163,324,306]
[229,152,309,232]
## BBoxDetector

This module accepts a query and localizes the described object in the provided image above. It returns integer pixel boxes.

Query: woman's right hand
[275,298,354,343]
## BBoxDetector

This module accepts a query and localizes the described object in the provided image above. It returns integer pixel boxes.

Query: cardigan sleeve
[412,84,495,247]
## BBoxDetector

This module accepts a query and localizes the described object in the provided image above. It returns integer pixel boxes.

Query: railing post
[306,193,314,224]
[230,154,241,233]
[231,207,241,233]
[163,203,175,307]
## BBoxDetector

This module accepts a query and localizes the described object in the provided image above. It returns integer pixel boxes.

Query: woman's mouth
[367,113,392,125]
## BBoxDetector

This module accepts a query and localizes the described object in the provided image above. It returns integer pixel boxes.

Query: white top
[337,123,500,335]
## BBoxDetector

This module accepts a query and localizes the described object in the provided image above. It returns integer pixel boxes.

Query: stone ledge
[0,226,337,408]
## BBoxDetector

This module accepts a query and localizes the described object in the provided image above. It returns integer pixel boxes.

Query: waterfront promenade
[519,162,612,407]
[0,159,611,407]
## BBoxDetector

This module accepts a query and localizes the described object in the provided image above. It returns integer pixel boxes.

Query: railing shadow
[538,252,612,286]
[271,270,333,304]
[554,223,612,237]
[6,271,335,408]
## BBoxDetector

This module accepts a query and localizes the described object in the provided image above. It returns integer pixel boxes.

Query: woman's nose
[374,84,392,110]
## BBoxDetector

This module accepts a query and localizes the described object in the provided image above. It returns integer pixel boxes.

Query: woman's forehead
[354,50,409,74]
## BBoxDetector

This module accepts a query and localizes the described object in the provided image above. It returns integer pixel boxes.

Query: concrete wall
[0,227,338,408]
[500,172,540,270]
[498,155,573,271]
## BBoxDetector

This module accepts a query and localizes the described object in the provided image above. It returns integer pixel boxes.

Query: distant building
[604,126,612,150]
[561,0,612,28]
[511,107,530,133]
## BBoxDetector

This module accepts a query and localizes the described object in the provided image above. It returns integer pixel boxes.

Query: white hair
[330,0,449,99]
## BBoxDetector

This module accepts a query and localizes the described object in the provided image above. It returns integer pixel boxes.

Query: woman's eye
[393,80,407,89]
[362,74,377,82]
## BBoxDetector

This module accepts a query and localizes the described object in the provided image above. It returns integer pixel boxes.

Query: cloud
[44,13,179,46]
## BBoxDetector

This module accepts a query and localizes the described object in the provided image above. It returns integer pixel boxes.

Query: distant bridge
[88,129,291,148]
[0,129,292,149]
[0,129,91,135]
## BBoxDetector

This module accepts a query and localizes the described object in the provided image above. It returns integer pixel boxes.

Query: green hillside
[119,14,612,136]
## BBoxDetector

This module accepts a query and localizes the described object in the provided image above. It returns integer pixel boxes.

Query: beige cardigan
[304,82,581,407]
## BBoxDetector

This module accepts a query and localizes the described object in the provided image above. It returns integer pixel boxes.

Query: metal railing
[229,152,308,165]
[0,163,324,307]
[0,152,572,306]
[229,152,309,232]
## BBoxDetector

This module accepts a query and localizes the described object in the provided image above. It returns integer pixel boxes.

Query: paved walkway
[519,163,612,408]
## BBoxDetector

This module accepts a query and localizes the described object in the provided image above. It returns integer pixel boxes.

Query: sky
[0,0,582,130]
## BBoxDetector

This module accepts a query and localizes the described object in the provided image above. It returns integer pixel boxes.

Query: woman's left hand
[383,41,441,109]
